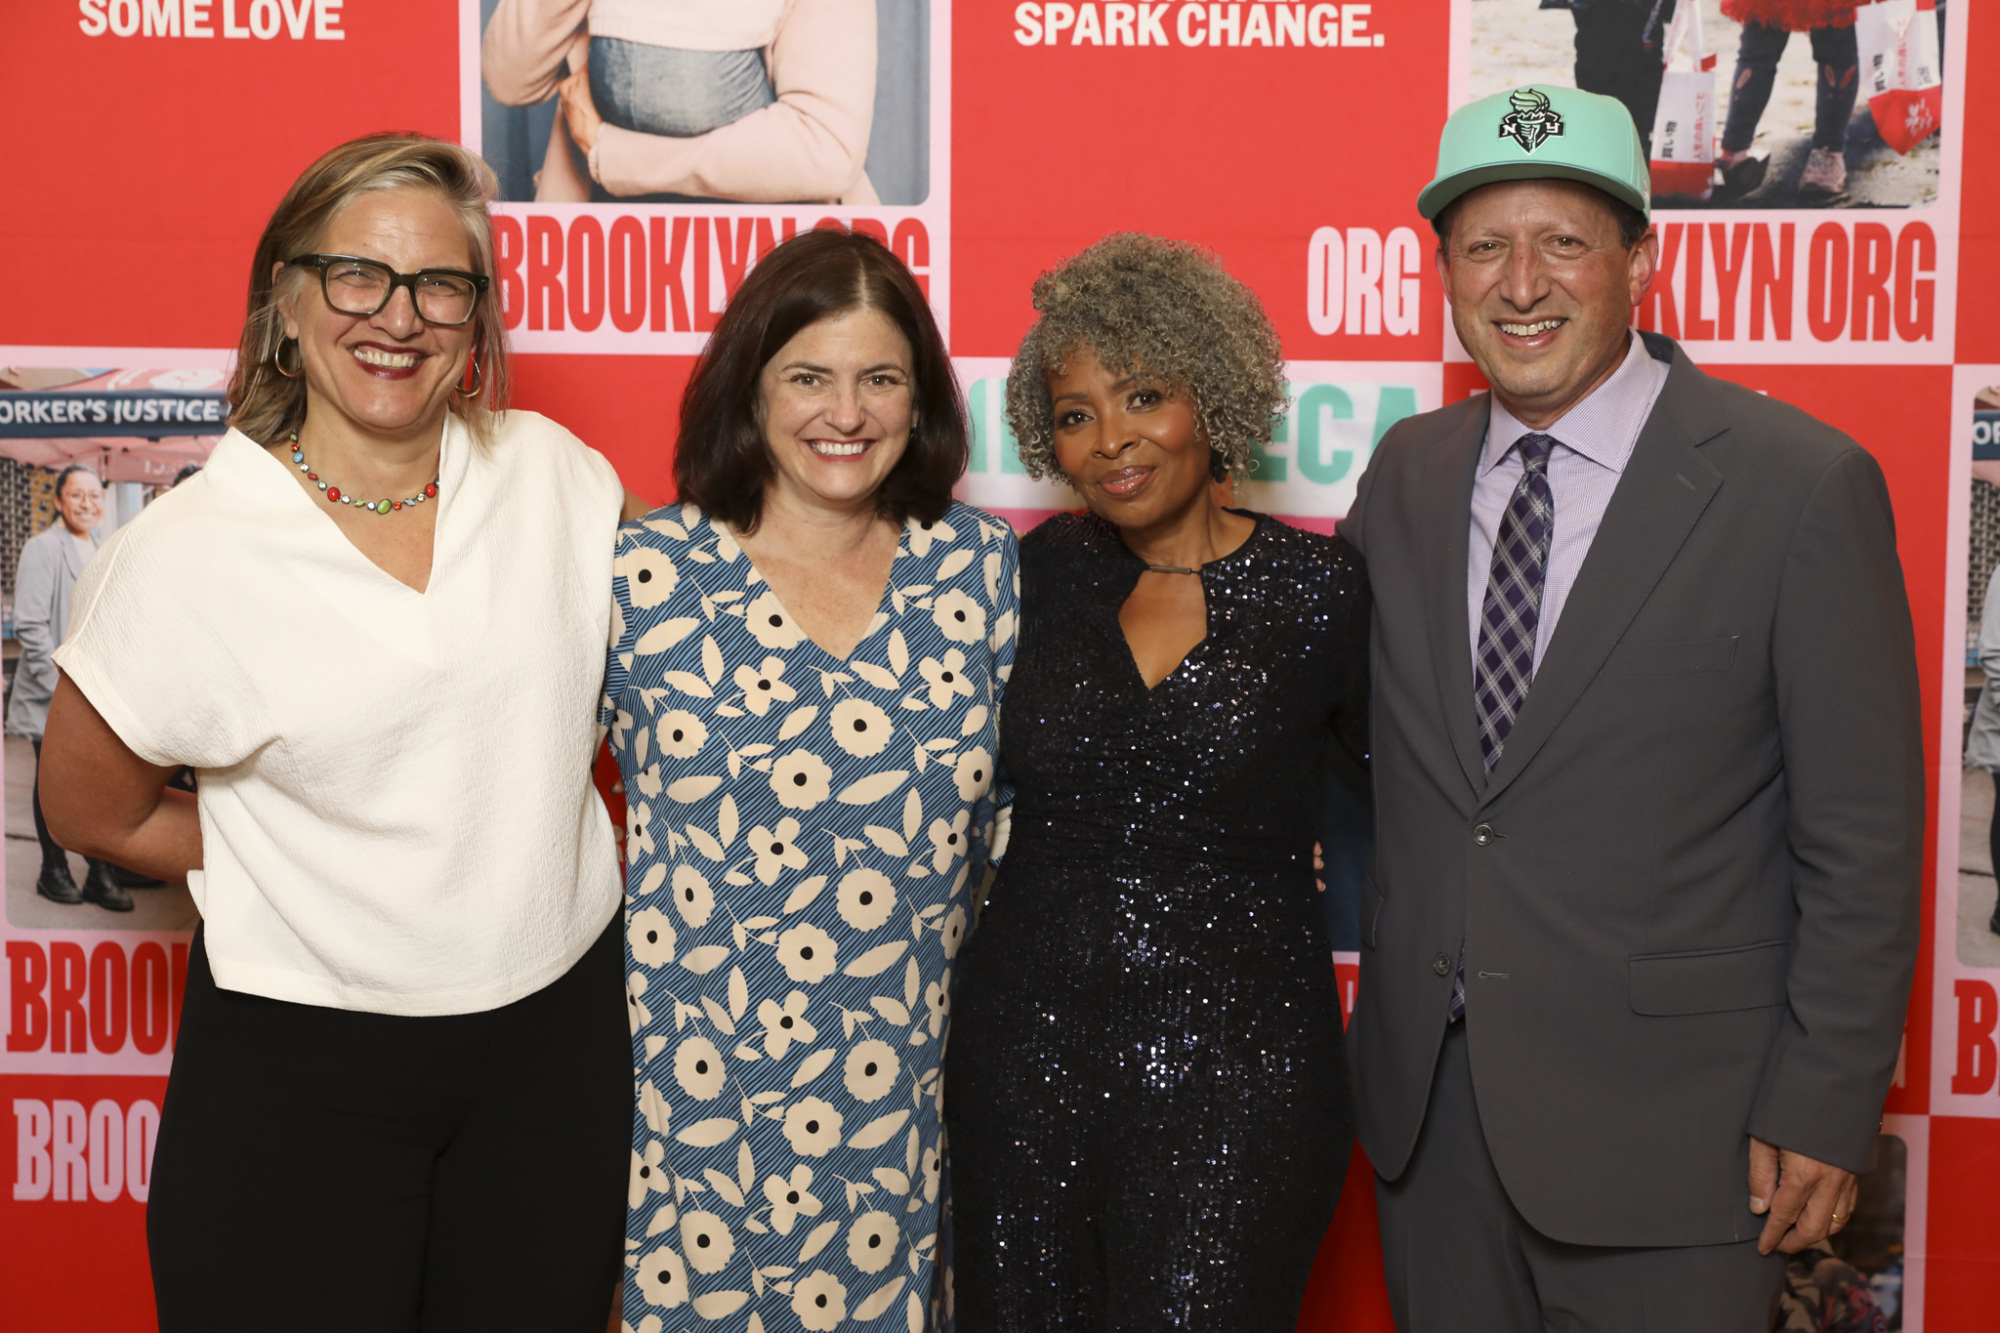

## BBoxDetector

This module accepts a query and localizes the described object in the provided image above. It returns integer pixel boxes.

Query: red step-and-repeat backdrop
[1,0,1994,1326]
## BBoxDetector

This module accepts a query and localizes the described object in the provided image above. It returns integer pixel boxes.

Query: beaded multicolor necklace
[287,431,439,515]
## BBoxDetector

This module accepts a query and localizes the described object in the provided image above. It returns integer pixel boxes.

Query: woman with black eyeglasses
[37,133,648,1332]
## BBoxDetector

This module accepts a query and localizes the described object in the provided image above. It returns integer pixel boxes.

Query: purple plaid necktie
[1450,431,1555,1023]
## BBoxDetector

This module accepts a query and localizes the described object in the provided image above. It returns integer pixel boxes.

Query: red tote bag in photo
[1856,0,1943,153]
[1649,0,1718,201]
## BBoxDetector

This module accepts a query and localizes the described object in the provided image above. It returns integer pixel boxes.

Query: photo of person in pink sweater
[482,0,924,206]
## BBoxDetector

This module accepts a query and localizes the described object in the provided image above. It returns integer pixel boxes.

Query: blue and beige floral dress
[605,500,1019,1333]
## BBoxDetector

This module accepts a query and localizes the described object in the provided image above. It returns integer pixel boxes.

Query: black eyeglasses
[287,254,489,327]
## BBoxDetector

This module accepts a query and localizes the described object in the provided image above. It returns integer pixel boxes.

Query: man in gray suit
[1340,85,1922,1329]
[7,464,131,911]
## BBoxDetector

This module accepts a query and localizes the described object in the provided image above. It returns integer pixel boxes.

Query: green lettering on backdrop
[967,376,1419,488]
[1251,413,1290,482]
[1373,385,1418,447]
[1001,399,1025,475]
[1296,384,1355,484]
[969,380,1029,475]
[967,380,989,472]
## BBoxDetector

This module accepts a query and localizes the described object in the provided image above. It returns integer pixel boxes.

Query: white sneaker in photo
[1799,146,1848,197]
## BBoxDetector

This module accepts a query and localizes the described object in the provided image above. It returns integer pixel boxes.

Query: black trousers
[1572,0,1677,157]
[148,919,630,1333]
[1989,772,2000,917]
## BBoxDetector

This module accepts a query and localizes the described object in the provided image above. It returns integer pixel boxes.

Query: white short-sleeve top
[55,411,625,1016]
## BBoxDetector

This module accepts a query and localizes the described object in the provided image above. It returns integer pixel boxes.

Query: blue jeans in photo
[572,38,776,201]
[590,36,774,138]
[1722,20,1860,154]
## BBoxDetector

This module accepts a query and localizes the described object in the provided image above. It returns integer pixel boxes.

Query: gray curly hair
[1004,234,1288,481]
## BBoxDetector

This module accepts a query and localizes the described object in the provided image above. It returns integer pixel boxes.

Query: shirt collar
[1479,330,1665,477]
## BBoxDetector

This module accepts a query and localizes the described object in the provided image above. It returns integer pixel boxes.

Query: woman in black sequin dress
[946,236,1368,1329]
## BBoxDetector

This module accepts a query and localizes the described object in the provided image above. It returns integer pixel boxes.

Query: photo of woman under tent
[0,366,213,931]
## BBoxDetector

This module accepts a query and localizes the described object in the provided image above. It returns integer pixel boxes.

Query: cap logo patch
[1498,88,1564,154]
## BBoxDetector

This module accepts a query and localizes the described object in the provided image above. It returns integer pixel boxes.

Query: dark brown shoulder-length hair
[675,228,966,534]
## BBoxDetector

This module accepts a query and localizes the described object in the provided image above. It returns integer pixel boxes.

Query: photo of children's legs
[1469,0,1942,208]
[1717,19,1858,198]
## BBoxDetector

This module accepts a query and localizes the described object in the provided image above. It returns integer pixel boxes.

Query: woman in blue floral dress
[604,230,1017,1333]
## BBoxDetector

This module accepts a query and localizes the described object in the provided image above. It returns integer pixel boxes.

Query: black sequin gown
[946,511,1370,1331]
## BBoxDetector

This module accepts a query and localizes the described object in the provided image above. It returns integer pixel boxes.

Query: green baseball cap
[1417,85,1650,221]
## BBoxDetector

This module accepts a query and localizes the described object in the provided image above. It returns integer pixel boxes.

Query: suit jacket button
[1472,822,1495,846]
[1432,953,1452,976]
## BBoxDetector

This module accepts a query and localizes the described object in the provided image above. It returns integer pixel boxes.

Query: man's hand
[1748,1136,1859,1255]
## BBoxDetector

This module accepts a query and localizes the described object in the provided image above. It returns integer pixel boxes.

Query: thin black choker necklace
[1142,562,1201,575]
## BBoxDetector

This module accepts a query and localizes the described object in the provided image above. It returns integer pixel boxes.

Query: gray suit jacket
[7,522,98,739]
[1339,335,1923,1248]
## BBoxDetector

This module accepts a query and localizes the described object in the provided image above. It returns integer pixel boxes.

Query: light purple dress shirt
[1467,331,1669,675]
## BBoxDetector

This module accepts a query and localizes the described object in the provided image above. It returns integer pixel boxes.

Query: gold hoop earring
[455,357,484,399]
[273,337,303,379]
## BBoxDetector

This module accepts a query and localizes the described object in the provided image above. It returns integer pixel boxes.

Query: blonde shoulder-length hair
[228,133,512,448]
